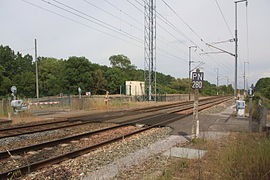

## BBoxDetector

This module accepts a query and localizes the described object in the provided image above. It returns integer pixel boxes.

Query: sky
[1,0,270,89]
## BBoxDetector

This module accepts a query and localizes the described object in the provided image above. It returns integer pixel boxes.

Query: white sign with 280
[192,72,204,89]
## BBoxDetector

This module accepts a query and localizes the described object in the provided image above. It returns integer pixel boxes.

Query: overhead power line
[160,0,204,42]
[132,0,204,51]
[22,0,141,47]
[126,0,143,13]
[160,0,236,62]
[201,53,233,75]
[103,0,186,55]
[103,0,142,25]
[127,0,189,56]
[157,48,188,63]
[214,0,234,38]
[22,0,192,68]
[41,0,142,43]
[51,0,142,41]
[135,0,234,80]
[83,0,142,32]
[147,0,204,51]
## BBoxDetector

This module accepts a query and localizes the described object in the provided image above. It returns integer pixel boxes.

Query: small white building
[125,81,145,96]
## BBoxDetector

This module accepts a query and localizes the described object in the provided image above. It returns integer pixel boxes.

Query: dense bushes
[255,78,270,99]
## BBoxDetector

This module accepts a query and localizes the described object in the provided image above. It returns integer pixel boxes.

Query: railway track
[0,96,230,160]
[0,96,227,139]
[0,96,232,179]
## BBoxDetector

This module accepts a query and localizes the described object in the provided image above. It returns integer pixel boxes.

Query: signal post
[191,68,204,139]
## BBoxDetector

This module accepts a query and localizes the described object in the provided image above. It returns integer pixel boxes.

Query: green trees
[64,56,94,94]
[218,84,234,95]
[0,45,35,97]
[0,45,229,98]
[169,78,189,93]
[13,72,35,97]
[39,57,66,96]
[255,78,270,91]
[0,65,4,85]
[255,77,270,99]
[93,69,107,94]
[105,68,125,94]
[0,65,12,96]
[109,54,136,70]
[200,81,218,96]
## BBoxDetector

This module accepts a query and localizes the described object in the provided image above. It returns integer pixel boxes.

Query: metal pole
[235,0,248,98]
[154,0,157,102]
[35,39,39,99]
[244,62,246,93]
[243,61,249,94]
[188,46,196,101]
[188,47,191,101]
[216,68,219,96]
[235,2,238,98]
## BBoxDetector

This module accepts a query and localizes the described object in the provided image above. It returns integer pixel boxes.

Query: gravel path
[85,135,188,180]
[116,154,174,180]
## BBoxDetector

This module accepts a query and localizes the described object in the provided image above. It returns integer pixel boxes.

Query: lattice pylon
[144,0,156,101]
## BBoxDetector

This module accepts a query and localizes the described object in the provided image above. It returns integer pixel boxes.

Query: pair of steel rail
[0,96,232,179]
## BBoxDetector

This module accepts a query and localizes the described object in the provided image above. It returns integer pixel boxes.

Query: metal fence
[0,94,192,117]
[0,99,10,117]
[25,95,134,115]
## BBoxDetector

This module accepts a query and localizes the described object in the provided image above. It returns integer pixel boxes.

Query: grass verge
[156,133,270,180]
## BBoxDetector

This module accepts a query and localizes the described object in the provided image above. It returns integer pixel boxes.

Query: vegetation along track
[0,96,228,139]
[0,96,232,179]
